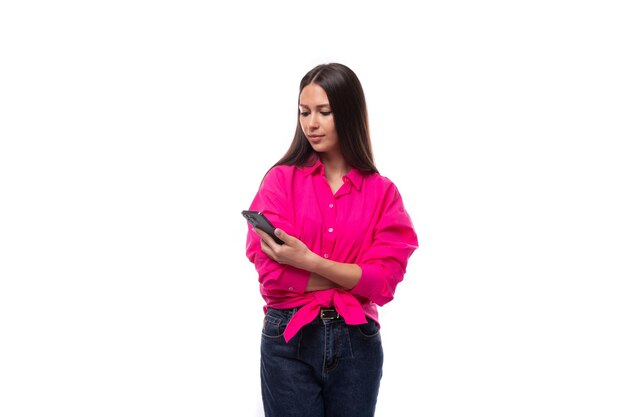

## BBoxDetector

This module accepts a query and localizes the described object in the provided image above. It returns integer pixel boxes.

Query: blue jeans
[260,307,384,417]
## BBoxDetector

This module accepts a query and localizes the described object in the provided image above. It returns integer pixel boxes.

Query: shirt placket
[321,177,352,260]
[322,195,337,260]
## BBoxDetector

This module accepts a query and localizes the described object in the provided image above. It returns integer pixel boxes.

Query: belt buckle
[320,308,339,320]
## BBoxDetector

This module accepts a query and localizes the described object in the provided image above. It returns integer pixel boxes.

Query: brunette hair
[272,63,378,173]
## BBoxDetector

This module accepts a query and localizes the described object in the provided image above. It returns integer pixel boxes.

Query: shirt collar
[300,156,364,191]
[301,157,324,176]
[343,166,364,191]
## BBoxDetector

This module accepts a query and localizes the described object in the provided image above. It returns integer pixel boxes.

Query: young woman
[245,62,418,417]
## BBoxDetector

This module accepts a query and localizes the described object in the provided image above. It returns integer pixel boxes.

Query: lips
[308,135,324,142]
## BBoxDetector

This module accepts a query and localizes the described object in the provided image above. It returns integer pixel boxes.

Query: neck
[320,152,350,179]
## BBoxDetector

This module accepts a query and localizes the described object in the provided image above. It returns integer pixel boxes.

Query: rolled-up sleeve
[245,167,310,294]
[351,184,418,305]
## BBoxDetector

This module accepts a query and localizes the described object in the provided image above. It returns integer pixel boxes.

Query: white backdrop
[1,1,625,416]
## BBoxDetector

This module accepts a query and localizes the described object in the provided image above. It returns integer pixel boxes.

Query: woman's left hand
[255,228,317,271]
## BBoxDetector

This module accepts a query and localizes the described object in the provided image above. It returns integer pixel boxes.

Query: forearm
[307,255,362,290]
[255,227,363,290]
[306,273,339,291]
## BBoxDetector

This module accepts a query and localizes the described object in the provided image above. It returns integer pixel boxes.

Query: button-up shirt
[245,158,418,342]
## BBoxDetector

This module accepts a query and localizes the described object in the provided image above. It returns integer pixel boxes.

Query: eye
[321,111,332,116]
[299,111,310,117]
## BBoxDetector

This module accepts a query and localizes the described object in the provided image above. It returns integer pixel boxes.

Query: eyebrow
[298,103,331,109]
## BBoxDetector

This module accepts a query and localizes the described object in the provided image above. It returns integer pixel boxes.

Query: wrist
[306,251,324,274]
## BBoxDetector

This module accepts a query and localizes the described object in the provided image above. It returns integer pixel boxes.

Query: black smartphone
[241,210,285,245]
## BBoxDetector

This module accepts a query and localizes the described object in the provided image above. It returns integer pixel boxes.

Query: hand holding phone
[241,210,285,245]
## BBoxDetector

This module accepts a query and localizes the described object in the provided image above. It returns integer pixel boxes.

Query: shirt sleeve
[350,183,418,305]
[245,167,310,294]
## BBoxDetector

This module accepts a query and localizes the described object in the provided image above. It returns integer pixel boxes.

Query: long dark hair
[272,63,378,174]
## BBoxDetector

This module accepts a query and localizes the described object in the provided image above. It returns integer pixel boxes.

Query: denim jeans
[260,307,384,417]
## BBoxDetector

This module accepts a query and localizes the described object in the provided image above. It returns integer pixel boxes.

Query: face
[299,83,340,156]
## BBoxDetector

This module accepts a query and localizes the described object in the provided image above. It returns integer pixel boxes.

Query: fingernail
[275,228,282,235]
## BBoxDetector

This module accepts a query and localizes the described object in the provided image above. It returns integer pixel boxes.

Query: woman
[245,62,418,417]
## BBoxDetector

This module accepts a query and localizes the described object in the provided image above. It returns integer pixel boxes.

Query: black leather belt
[320,308,340,320]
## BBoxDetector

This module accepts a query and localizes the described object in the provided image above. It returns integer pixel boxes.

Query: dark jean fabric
[260,307,383,417]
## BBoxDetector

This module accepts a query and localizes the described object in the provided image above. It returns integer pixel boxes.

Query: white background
[1,1,625,416]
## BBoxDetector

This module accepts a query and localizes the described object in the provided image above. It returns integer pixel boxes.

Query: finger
[255,228,279,251]
[273,228,293,245]
[259,237,274,257]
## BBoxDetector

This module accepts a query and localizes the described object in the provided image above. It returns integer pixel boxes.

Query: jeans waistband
[267,306,342,322]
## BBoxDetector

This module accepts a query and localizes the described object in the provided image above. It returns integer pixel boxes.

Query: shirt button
[329,203,334,208]
[328,227,334,233]
[288,286,294,291]
[323,253,329,259]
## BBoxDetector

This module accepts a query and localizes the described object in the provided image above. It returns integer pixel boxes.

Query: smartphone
[241,210,285,245]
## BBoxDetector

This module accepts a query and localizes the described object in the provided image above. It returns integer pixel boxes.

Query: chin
[309,143,326,152]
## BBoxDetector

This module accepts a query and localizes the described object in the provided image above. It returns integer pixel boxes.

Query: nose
[308,113,320,131]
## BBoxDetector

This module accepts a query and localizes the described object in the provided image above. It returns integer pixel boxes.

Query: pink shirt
[245,158,418,342]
